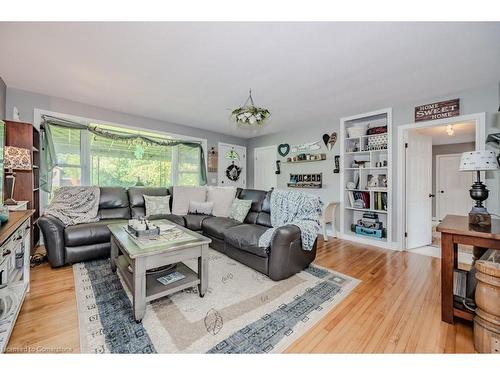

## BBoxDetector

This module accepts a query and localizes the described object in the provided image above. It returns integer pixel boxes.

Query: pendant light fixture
[231,89,270,126]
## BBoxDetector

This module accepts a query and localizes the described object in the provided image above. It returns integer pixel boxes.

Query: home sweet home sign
[414,98,460,122]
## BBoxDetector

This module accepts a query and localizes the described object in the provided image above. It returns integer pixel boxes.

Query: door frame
[253,145,277,191]
[435,152,470,221]
[396,112,486,251]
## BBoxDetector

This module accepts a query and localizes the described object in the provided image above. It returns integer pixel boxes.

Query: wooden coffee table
[108,220,211,322]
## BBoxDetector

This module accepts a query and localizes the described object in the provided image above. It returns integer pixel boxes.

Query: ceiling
[0,22,499,138]
[413,121,476,145]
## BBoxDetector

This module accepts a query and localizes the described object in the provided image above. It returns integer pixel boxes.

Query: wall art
[277,143,290,157]
[208,146,218,172]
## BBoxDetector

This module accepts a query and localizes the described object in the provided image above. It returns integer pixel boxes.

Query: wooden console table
[437,215,500,324]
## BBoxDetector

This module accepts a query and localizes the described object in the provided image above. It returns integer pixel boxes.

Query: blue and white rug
[73,249,359,353]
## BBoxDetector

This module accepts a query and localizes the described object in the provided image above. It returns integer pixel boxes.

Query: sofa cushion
[237,189,268,224]
[183,214,211,231]
[207,186,237,217]
[144,195,171,217]
[172,186,207,215]
[97,187,130,219]
[201,216,241,240]
[224,224,270,258]
[128,187,170,208]
[229,198,252,223]
[256,190,272,227]
[64,219,125,247]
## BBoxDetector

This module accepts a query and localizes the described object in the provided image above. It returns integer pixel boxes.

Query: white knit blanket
[258,189,323,251]
[44,186,100,226]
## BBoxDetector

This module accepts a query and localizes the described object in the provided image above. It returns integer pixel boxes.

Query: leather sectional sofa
[38,187,317,281]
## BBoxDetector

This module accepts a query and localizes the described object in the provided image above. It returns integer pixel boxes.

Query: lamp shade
[4,146,32,170]
[459,150,499,171]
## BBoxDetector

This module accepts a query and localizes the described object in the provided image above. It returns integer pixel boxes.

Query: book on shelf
[374,192,387,211]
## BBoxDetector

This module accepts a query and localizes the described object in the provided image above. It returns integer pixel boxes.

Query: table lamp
[459,150,500,226]
[4,146,32,205]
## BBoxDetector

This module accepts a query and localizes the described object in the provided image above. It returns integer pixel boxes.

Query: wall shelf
[339,108,392,249]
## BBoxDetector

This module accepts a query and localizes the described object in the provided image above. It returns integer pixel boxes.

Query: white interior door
[406,132,433,249]
[217,143,247,188]
[254,145,277,191]
[436,154,474,220]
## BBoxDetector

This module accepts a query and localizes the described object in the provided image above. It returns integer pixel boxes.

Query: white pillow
[144,195,171,218]
[172,186,207,215]
[188,201,214,215]
[207,186,237,217]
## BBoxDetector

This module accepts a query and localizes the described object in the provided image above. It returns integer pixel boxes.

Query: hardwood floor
[6,238,474,353]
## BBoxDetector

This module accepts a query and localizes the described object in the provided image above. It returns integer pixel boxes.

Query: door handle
[428,194,435,198]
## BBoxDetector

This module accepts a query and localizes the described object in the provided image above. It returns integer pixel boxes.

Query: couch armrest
[267,225,317,281]
[38,215,66,267]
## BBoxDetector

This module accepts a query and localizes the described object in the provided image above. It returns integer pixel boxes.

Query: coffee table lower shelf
[116,255,200,303]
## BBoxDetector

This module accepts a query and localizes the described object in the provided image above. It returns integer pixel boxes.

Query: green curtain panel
[40,115,207,193]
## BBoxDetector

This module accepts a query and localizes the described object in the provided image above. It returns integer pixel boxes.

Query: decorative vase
[0,206,9,224]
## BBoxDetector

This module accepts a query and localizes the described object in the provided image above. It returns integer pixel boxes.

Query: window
[50,125,83,189]
[47,121,205,194]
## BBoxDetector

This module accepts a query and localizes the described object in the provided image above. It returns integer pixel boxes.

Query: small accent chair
[320,201,338,241]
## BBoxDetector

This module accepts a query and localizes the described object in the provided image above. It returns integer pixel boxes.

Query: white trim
[396,112,486,251]
[253,144,277,190]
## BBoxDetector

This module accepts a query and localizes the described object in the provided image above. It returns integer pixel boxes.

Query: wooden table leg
[198,244,208,297]
[110,237,118,272]
[133,257,146,323]
[441,232,457,324]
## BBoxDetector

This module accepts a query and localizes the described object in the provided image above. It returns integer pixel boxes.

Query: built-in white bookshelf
[339,108,392,248]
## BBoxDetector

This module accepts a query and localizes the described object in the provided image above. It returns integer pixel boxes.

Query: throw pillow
[172,186,207,215]
[229,198,252,223]
[207,186,237,217]
[144,195,171,218]
[189,200,214,215]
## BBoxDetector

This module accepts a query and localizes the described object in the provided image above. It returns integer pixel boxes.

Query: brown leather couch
[38,187,317,281]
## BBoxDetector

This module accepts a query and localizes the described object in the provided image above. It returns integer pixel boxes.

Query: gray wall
[248,82,500,244]
[431,142,475,218]
[0,76,6,120]
[5,87,248,185]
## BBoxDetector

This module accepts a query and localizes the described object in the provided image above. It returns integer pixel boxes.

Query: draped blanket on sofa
[258,189,323,251]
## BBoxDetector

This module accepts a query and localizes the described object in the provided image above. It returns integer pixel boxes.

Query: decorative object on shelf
[290,141,321,153]
[415,98,460,122]
[446,124,455,136]
[286,152,326,163]
[275,160,281,175]
[328,132,337,150]
[208,146,218,172]
[367,134,388,151]
[0,206,9,224]
[334,155,340,173]
[225,148,240,161]
[346,181,356,190]
[347,124,367,138]
[459,150,500,226]
[225,162,242,181]
[367,175,379,188]
[231,89,270,126]
[4,146,32,205]
[277,143,290,157]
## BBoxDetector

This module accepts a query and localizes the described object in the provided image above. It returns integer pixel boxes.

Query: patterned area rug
[74,249,359,353]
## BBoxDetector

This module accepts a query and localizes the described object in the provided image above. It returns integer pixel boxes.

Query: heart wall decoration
[322,132,337,150]
[278,143,290,157]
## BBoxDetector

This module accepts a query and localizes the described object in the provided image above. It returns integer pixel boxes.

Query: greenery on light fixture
[231,89,270,126]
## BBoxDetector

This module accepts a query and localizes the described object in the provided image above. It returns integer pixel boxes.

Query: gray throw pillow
[229,198,252,223]
[188,201,214,215]
[144,195,171,218]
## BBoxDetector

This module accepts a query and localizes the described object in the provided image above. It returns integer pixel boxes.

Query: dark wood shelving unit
[3,120,41,252]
